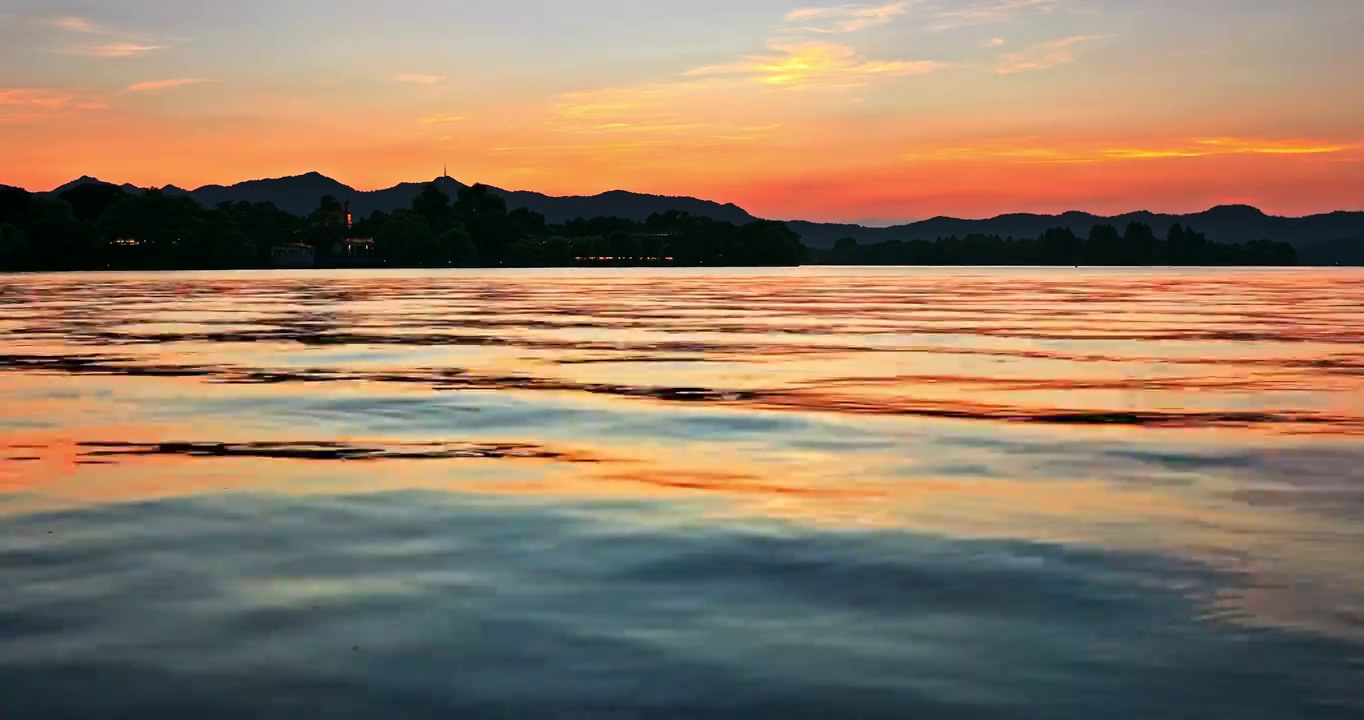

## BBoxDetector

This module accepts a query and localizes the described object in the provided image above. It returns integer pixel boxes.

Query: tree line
[816,222,1298,266]
[0,181,1301,271]
[0,181,807,271]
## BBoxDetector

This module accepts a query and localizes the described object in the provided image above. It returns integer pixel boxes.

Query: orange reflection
[3,417,1363,642]
[2,268,1363,643]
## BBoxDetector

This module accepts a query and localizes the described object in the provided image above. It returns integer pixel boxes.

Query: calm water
[2,267,1362,718]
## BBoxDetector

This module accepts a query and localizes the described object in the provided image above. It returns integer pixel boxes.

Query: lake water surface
[2,267,1362,718]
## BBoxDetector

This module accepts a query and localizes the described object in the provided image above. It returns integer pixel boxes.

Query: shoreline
[2,263,1341,276]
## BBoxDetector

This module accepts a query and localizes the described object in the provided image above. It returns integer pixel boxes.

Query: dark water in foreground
[1,267,1362,718]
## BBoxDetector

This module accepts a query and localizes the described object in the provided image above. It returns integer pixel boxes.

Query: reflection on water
[2,267,1362,718]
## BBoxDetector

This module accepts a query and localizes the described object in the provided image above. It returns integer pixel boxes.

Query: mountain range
[41,173,1364,262]
[48,173,757,228]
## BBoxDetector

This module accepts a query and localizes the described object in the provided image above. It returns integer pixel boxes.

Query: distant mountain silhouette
[189,171,354,212]
[496,188,756,226]
[786,205,1364,253]
[46,172,757,226]
[35,173,1364,263]
[50,176,145,197]
[1300,234,1364,266]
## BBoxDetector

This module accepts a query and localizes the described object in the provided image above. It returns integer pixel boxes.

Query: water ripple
[1,268,1362,717]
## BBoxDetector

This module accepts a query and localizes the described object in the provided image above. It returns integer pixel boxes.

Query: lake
[1,267,1362,718]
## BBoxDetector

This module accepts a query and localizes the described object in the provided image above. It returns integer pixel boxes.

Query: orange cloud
[81,42,164,57]
[543,78,793,159]
[127,78,212,93]
[904,137,1359,163]
[5,1,1361,224]
[45,16,103,34]
[687,41,946,89]
[784,2,915,34]
[1191,137,1355,156]
[417,113,468,125]
[0,88,107,122]
[0,89,80,109]
[559,82,699,112]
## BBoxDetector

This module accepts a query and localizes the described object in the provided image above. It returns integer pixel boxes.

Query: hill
[45,173,758,226]
[1300,235,1364,266]
[32,173,1364,263]
[787,206,1364,252]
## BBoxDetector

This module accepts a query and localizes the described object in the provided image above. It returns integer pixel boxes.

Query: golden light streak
[127,78,212,93]
[905,137,1360,163]
[687,41,946,89]
[417,113,468,125]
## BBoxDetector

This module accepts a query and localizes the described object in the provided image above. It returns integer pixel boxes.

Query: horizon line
[10,171,1364,225]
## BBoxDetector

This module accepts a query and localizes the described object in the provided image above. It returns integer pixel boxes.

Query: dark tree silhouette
[507,236,547,266]
[509,208,547,238]
[412,183,453,232]
[1085,224,1122,265]
[0,222,28,270]
[606,230,637,260]
[1038,227,1082,264]
[563,215,634,240]
[0,186,30,225]
[304,195,347,254]
[455,184,517,263]
[437,225,478,266]
[100,192,253,268]
[60,183,130,223]
[218,201,299,265]
[814,222,1295,267]
[741,220,807,266]
[1167,223,1210,264]
[24,197,101,270]
[543,236,573,266]
[376,211,436,265]
[831,237,860,264]
[0,177,1303,271]
[1124,222,1159,265]
[352,209,389,239]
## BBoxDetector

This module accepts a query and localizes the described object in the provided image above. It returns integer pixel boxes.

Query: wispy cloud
[555,81,723,133]
[784,2,916,34]
[77,42,164,57]
[1176,137,1357,158]
[930,0,1061,31]
[127,78,212,92]
[785,0,1065,35]
[418,113,468,125]
[995,34,1104,73]
[687,41,946,89]
[0,89,80,109]
[0,88,108,122]
[531,3,943,160]
[44,15,170,57]
[393,74,446,84]
[45,16,104,34]
[984,37,1007,47]
[542,80,789,163]
[905,137,1359,163]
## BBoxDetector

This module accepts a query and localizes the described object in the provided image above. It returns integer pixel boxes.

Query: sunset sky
[1,0,1361,222]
